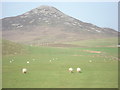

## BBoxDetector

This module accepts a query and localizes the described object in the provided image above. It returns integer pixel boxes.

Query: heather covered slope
[1,6,117,44]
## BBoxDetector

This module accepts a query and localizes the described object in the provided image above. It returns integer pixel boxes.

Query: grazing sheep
[69,68,73,73]
[22,68,27,74]
[27,61,29,64]
[10,61,12,63]
[77,67,81,73]
[89,60,92,62]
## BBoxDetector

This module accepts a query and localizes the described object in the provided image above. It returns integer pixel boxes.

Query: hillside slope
[2,39,27,55]
[1,5,117,44]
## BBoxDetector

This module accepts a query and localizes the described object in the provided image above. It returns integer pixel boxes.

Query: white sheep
[89,60,92,62]
[69,68,73,73]
[10,61,12,63]
[12,59,14,62]
[27,61,29,64]
[77,67,81,73]
[22,68,27,74]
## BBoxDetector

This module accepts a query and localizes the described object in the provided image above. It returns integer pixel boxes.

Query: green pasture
[64,37,118,47]
[2,38,118,88]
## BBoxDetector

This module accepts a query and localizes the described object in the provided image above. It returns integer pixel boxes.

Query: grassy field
[2,38,118,88]
[64,38,118,47]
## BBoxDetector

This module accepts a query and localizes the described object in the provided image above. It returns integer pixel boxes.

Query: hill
[1,5,117,45]
[2,39,27,55]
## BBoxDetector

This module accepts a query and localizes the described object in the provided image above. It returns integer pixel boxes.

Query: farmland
[2,38,118,88]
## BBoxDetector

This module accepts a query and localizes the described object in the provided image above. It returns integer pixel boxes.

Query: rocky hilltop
[1,5,117,44]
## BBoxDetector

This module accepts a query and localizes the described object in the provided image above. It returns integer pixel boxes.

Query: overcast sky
[1,2,118,30]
